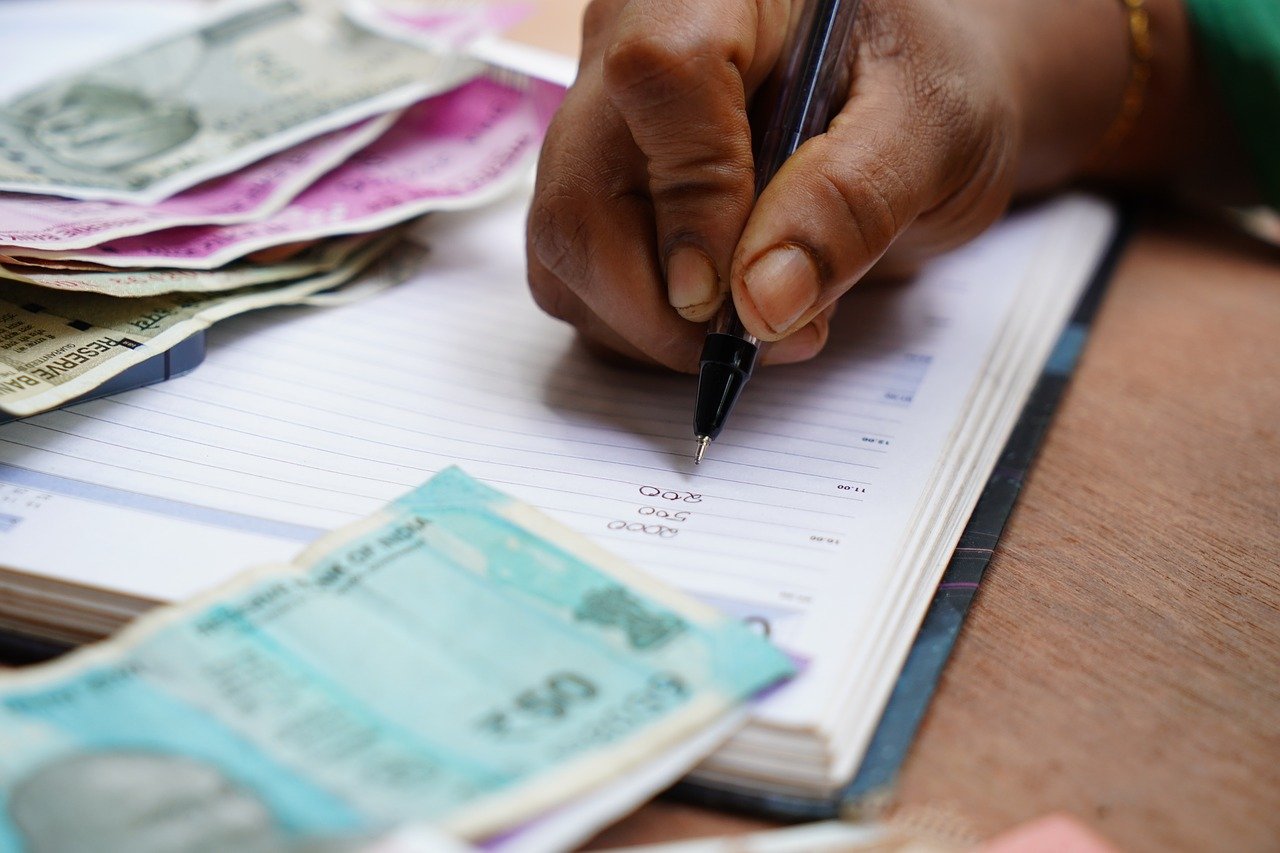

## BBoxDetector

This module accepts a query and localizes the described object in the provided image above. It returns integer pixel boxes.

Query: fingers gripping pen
[692,0,861,463]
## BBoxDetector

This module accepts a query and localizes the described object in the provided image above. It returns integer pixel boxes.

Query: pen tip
[694,436,710,465]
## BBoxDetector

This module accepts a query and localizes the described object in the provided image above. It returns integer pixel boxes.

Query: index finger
[601,0,793,322]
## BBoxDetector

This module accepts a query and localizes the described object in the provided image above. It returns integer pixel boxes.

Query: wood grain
[889,215,1280,852]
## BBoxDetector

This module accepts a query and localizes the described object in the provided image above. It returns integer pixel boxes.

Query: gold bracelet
[1092,0,1154,164]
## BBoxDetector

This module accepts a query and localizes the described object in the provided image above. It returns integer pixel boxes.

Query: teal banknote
[0,468,793,851]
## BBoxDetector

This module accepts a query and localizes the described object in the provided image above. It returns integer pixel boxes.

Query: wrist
[962,0,1190,195]
[975,0,1133,193]
[1084,0,1200,184]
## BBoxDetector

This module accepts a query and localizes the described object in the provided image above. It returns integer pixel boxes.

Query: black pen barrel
[694,333,759,441]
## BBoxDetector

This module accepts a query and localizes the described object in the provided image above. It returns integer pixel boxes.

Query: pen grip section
[695,333,759,440]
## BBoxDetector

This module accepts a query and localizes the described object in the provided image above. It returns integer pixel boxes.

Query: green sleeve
[1183,0,1280,208]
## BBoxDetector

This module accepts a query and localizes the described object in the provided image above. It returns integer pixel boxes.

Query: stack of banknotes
[0,0,562,419]
[0,468,794,852]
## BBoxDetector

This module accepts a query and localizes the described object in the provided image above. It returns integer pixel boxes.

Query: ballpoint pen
[692,0,862,464]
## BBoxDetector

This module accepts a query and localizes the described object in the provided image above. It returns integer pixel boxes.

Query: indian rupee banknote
[0,468,793,849]
[0,0,479,203]
[0,233,422,417]
[0,234,375,297]
[7,72,563,270]
[0,112,398,252]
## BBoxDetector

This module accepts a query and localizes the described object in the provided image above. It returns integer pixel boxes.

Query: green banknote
[0,233,423,418]
[0,469,793,849]
[0,0,478,202]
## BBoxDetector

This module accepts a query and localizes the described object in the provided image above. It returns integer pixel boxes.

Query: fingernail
[666,246,721,321]
[742,245,820,336]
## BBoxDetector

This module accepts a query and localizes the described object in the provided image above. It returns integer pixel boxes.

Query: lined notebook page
[0,189,1089,725]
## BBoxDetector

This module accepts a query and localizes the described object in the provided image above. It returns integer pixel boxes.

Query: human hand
[526,0,1194,371]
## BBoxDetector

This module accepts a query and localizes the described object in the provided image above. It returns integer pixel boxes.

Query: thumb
[729,61,1016,341]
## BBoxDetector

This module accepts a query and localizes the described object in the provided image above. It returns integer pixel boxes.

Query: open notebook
[0,186,1116,803]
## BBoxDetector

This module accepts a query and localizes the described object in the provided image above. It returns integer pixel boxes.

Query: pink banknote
[0,114,397,251]
[8,73,565,269]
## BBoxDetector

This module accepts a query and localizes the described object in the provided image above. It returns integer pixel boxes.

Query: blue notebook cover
[0,332,206,427]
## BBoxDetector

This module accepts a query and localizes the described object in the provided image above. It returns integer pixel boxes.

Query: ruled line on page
[198,341,903,455]
[224,289,923,412]
[39,391,866,522]
[33,406,864,538]
[6,364,868,575]
[78,398,854,537]
[0,436,357,516]
[213,326,912,432]
[0,429,837,578]
[349,280,938,383]
[89,390,866,521]
[231,308,926,424]
[141,368,894,463]
[165,356,880,484]
[163,370,879,495]
[189,362,884,480]
[595,540,823,576]
[2,424,401,511]
[9,385,873,543]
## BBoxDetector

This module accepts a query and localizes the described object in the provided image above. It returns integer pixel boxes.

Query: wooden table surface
[509,4,1280,852]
